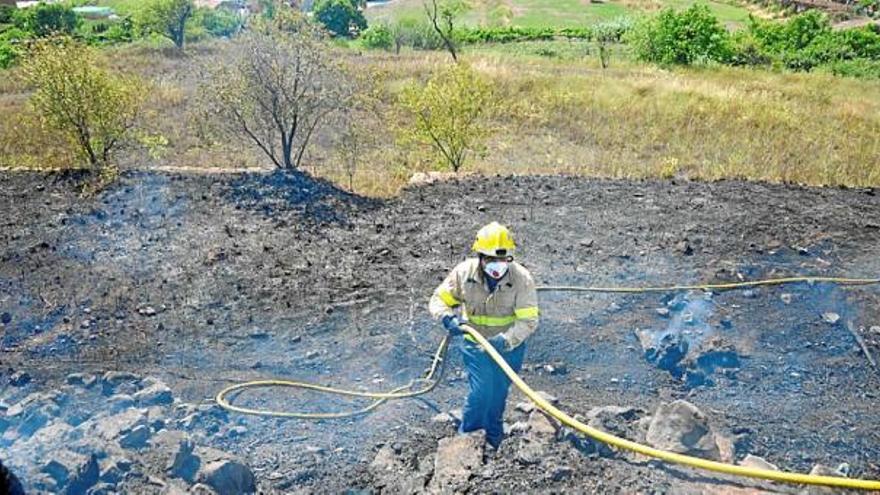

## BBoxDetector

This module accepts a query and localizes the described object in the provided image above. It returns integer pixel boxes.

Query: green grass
[365,0,757,29]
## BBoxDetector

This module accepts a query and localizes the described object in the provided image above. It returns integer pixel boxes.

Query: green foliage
[821,58,880,78]
[391,18,445,50]
[199,7,241,38]
[313,0,367,38]
[14,2,81,37]
[738,13,880,73]
[0,5,15,25]
[79,17,135,45]
[138,0,195,50]
[20,38,142,173]
[0,27,28,68]
[398,63,496,173]
[627,4,732,65]
[359,23,393,50]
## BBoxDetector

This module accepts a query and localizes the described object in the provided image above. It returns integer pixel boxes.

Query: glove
[442,315,464,337]
[488,334,508,352]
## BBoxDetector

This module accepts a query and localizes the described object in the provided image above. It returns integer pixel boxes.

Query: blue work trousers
[458,339,526,449]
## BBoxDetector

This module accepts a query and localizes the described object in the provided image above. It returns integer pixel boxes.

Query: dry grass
[2,41,879,195]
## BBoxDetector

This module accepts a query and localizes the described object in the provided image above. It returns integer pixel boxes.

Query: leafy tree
[139,0,195,50]
[313,0,366,38]
[628,5,732,65]
[199,7,241,38]
[359,23,393,50]
[20,38,142,176]
[398,63,496,172]
[197,11,354,170]
[13,2,80,37]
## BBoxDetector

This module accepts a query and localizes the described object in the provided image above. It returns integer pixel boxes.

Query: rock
[822,312,840,324]
[41,450,89,490]
[120,424,151,449]
[85,482,117,495]
[645,400,721,461]
[66,453,100,495]
[536,391,559,405]
[138,306,157,316]
[714,432,736,463]
[809,464,848,477]
[82,408,147,441]
[67,373,97,388]
[516,411,557,465]
[515,401,535,414]
[1,312,11,324]
[101,371,140,395]
[224,426,247,438]
[198,459,256,495]
[780,293,793,304]
[166,436,201,482]
[190,483,218,494]
[543,362,568,375]
[742,290,758,299]
[429,432,484,492]
[676,240,694,256]
[431,412,454,424]
[369,444,429,493]
[550,465,573,481]
[107,394,135,412]
[656,308,671,317]
[133,381,173,406]
[527,411,557,436]
[740,454,779,471]
[9,371,31,387]
[870,326,880,335]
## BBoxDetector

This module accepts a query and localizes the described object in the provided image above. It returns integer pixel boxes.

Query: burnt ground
[1,170,880,493]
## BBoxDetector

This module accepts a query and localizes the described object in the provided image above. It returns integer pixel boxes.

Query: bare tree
[198,14,353,170]
[423,0,467,62]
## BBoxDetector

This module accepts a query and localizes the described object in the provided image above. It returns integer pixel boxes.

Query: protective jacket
[429,258,539,349]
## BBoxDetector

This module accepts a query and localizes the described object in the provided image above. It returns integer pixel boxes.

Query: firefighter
[429,222,539,449]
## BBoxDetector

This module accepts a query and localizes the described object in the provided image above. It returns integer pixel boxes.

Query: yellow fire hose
[216,275,880,490]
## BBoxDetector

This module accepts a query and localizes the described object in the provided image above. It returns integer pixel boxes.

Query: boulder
[42,451,99,495]
[197,459,256,495]
[645,400,721,461]
[119,424,151,450]
[166,437,201,483]
[133,381,173,406]
[9,371,31,387]
[516,411,558,465]
[429,431,484,493]
[101,371,141,396]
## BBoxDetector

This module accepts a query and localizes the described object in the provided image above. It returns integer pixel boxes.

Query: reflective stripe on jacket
[429,258,539,349]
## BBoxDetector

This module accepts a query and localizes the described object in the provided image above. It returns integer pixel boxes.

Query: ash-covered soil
[1,170,880,494]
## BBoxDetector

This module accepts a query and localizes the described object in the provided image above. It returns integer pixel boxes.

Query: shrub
[359,23,393,50]
[199,7,241,38]
[628,5,733,65]
[13,2,81,37]
[821,58,880,78]
[21,38,143,175]
[0,5,15,25]
[0,27,28,68]
[398,63,496,173]
[391,18,445,51]
[313,0,366,38]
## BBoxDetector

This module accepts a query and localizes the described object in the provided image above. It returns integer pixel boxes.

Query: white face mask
[484,261,509,279]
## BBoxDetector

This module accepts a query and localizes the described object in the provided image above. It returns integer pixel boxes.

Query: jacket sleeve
[503,268,539,349]
[429,265,463,320]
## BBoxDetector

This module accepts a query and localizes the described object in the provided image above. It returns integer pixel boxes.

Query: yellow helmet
[472,222,516,257]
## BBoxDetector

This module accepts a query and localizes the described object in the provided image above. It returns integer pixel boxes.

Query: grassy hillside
[365,0,760,29]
